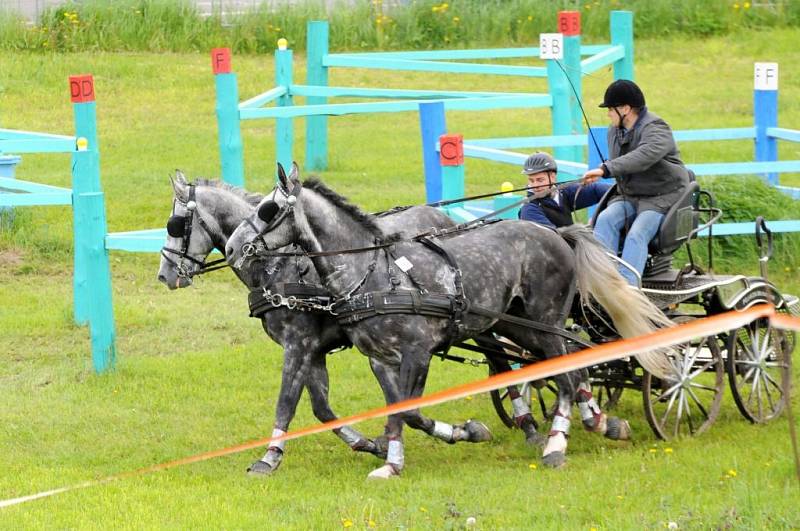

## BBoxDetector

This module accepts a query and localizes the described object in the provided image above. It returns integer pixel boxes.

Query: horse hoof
[461,420,493,443]
[604,417,632,441]
[367,464,400,480]
[247,459,278,476]
[542,451,566,468]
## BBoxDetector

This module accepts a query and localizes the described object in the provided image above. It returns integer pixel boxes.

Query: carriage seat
[589,176,700,280]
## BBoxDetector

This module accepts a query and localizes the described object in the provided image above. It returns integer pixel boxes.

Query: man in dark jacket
[519,152,610,229]
[582,79,690,286]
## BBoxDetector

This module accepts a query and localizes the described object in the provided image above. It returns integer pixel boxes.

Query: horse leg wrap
[542,412,569,468]
[432,421,456,444]
[247,428,287,476]
[576,385,604,432]
[334,426,378,455]
[367,439,403,479]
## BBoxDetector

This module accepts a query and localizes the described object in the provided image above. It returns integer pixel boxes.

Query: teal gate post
[275,40,294,173]
[69,74,100,327]
[548,11,582,169]
[0,155,21,222]
[306,21,329,171]
[69,74,116,372]
[212,48,245,187]
[419,101,447,202]
[610,11,634,81]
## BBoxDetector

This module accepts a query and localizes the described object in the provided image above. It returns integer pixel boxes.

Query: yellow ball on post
[500,181,514,193]
[277,38,288,50]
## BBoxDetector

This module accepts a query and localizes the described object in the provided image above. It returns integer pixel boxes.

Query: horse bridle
[161,184,228,279]
[235,181,302,267]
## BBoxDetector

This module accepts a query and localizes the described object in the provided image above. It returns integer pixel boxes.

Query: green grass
[0,27,799,528]
[0,0,799,53]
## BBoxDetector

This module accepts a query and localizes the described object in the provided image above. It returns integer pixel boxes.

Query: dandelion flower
[664,448,673,454]
[342,518,353,528]
[529,463,538,470]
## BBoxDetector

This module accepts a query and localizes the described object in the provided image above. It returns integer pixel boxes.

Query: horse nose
[157,273,167,285]
[225,242,235,260]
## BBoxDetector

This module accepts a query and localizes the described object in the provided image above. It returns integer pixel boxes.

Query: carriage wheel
[594,382,625,411]
[642,318,724,440]
[487,360,556,429]
[726,318,792,423]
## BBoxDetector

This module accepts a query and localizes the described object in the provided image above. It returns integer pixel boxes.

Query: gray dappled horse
[157,172,494,475]
[226,163,673,478]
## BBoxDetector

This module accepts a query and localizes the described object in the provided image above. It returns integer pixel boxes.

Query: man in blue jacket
[519,152,610,229]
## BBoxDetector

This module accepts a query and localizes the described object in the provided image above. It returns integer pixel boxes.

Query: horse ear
[171,170,189,201]
[276,162,289,190]
[288,161,300,184]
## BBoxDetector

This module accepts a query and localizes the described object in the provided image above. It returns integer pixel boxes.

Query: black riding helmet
[521,152,557,175]
[599,79,645,108]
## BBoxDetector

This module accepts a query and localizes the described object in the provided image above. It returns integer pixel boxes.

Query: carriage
[484,181,799,440]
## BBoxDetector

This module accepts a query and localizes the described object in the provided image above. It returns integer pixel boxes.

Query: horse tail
[558,224,674,379]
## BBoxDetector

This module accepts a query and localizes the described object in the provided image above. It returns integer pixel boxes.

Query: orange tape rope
[2,304,798,509]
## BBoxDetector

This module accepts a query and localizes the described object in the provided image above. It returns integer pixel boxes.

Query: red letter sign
[439,134,464,166]
[69,74,95,103]
[558,11,581,36]
[211,48,232,74]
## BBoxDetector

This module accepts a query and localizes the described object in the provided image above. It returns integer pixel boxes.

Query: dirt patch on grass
[0,248,25,268]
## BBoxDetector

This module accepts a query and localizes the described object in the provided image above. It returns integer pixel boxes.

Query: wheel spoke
[690,382,719,393]
[684,391,696,434]
[745,368,761,408]
[761,371,777,413]
[688,359,717,380]
[674,389,685,438]
[686,385,710,420]
[659,385,680,427]
[762,370,784,396]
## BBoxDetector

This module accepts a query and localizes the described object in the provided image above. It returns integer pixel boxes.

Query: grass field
[1,27,800,529]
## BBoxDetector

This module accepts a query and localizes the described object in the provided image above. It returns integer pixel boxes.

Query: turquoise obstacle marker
[0,155,21,219]
[306,21,329,171]
[74,191,116,372]
[275,42,294,174]
[212,48,244,187]
[70,74,101,327]
[610,10,634,80]
[419,102,447,202]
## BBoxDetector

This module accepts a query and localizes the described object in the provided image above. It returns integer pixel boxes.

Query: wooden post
[610,11,634,81]
[306,21,329,171]
[549,11,582,169]
[74,191,116,373]
[212,48,245,187]
[69,74,116,372]
[275,40,294,175]
[69,74,100,327]
[0,155,21,222]
[493,181,523,220]
[419,101,447,203]
[754,62,778,185]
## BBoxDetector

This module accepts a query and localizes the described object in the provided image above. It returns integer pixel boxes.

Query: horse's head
[157,171,221,289]
[226,162,302,270]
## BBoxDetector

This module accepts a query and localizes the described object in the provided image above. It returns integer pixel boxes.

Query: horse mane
[190,178,264,207]
[303,178,400,241]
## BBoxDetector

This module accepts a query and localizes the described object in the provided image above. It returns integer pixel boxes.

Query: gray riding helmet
[521,152,557,174]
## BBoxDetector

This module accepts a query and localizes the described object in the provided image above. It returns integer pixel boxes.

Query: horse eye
[258,200,280,222]
[166,215,186,237]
